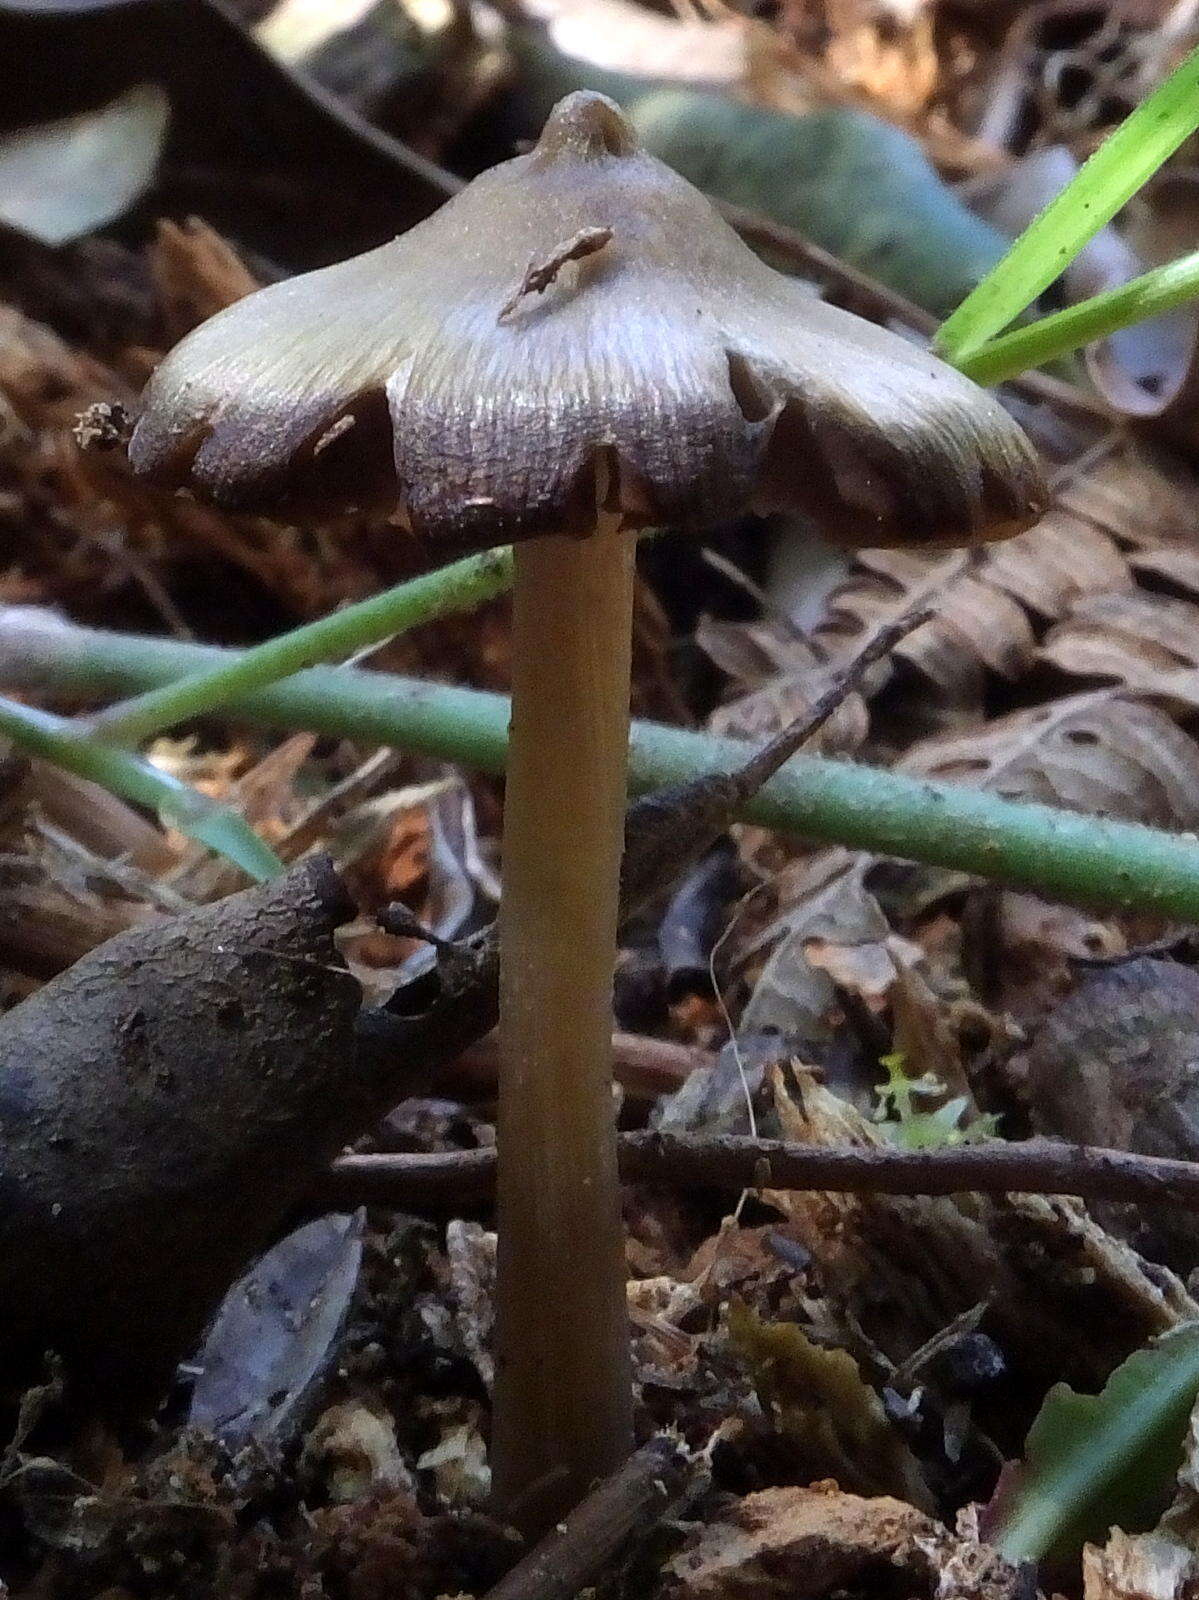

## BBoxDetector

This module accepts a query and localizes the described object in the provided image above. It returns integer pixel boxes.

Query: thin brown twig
[731,605,935,796]
[617,602,933,919]
[446,1029,714,1101]
[481,1433,696,1600]
[321,1130,1199,1213]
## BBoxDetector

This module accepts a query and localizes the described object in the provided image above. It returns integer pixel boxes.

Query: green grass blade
[937,42,1199,363]
[955,247,1199,385]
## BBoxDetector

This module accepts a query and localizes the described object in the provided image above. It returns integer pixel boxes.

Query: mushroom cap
[129,92,1046,552]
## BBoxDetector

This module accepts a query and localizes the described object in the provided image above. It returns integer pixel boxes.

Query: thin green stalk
[0,692,282,880]
[7,612,1199,919]
[90,546,514,747]
[937,41,1199,362]
[956,249,1199,386]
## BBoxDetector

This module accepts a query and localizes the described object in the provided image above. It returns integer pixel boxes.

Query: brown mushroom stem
[493,512,636,1532]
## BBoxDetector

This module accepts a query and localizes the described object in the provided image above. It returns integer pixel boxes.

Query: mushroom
[127,90,1046,1532]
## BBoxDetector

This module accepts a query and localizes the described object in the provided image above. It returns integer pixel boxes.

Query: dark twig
[619,605,932,916]
[481,1433,697,1600]
[732,607,934,795]
[321,1131,1199,1213]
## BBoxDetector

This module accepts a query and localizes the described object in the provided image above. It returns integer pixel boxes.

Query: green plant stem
[0,692,283,880]
[937,41,1199,362]
[89,546,514,747]
[957,249,1199,386]
[8,611,1199,918]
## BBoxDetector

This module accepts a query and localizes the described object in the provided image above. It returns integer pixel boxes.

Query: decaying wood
[0,857,366,1399]
[661,1485,1025,1600]
[763,1072,1196,1390]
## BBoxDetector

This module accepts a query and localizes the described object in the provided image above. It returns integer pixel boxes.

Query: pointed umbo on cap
[128,92,1047,553]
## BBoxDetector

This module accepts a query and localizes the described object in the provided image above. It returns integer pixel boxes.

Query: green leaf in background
[990,1323,1199,1564]
[937,42,1199,364]
[629,88,1008,320]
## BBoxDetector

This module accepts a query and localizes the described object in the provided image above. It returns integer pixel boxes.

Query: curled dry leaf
[740,849,921,1045]
[813,509,1128,714]
[697,615,869,756]
[900,690,1199,830]
[1041,590,1199,714]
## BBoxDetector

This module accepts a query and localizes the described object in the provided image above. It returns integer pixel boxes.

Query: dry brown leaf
[812,511,1127,712]
[963,891,1125,1021]
[816,548,1030,707]
[890,963,972,1101]
[1057,443,1199,598]
[900,691,1199,828]
[149,217,260,344]
[1041,591,1199,713]
[800,441,1199,725]
[979,512,1131,616]
[741,849,921,1041]
[697,615,869,755]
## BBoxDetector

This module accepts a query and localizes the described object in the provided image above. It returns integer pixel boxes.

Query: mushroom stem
[493,513,636,1533]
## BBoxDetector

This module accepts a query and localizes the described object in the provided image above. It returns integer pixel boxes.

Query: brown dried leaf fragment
[497,224,614,323]
[901,691,1199,830]
[150,216,260,342]
[1041,590,1199,715]
[813,511,1128,714]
